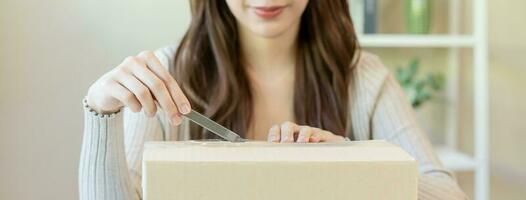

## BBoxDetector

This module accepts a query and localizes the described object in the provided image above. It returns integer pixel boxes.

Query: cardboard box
[143,140,417,200]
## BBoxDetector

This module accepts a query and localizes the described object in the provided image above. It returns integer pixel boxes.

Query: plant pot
[405,0,432,34]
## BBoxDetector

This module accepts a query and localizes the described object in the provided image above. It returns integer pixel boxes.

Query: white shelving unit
[359,34,475,47]
[353,0,489,199]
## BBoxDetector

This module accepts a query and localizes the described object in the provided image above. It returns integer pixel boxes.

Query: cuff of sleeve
[80,98,130,199]
[83,97,121,118]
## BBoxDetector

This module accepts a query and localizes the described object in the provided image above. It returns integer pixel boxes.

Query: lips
[252,6,286,19]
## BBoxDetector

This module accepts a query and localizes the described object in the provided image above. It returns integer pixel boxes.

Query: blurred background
[0,0,524,199]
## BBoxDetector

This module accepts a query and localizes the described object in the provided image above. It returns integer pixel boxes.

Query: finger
[309,136,321,143]
[321,130,345,142]
[267,125,280,143]
[138,51,191,114]
[309,128,324,143]
[105,80,141,112]
[115,73,157,117]
[296,126,313,143]
[280,121,299,143]
[310,128,340,142]
[130,62,181,125]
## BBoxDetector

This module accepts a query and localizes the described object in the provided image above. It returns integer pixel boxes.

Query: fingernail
[180,103,191,114]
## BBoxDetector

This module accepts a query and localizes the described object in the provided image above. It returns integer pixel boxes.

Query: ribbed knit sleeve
[79,100,166,200]
[79,100,137,200]
[78,46,178,200]
[358,54,467,200]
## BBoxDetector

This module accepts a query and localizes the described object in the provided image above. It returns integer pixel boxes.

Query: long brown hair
[172,0,360,140]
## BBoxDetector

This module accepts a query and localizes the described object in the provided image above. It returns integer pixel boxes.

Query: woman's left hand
[267,122,346,143]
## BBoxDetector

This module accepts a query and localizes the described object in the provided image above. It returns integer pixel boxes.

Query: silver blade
[184,110,246,142]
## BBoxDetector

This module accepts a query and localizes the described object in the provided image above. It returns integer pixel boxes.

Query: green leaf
[394,57,446,108]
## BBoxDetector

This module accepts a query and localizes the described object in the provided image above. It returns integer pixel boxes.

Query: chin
[248,23,294,38]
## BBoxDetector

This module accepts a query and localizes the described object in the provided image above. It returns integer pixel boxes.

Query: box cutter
[184,110,246,142]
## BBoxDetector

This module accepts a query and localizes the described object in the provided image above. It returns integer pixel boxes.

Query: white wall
[0,1,190,199]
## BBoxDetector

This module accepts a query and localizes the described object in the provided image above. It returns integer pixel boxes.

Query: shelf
[436,146,477,171]
[358,34,475,48]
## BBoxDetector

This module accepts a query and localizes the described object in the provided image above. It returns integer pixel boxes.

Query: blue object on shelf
[364,0,378,34]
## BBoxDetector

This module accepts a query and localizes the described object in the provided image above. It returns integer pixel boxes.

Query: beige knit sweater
[79,45,467,200]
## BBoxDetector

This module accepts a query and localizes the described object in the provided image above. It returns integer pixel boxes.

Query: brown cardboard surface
[142,140,417,200]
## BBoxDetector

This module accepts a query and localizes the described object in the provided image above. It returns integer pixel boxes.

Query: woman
[80,0,467,199]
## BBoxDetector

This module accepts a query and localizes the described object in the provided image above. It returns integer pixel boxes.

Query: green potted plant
[395,58,444,109]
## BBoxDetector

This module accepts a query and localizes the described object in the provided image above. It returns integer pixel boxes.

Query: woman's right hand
[86,50,191,125]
